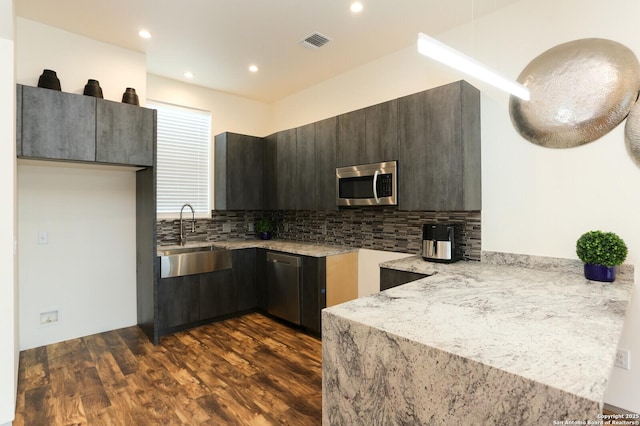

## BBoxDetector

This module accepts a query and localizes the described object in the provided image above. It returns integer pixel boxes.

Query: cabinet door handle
[373,170,380,204]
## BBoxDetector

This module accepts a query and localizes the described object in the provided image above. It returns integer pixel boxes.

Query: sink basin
[158,245,218,256]
[159,246,232,278]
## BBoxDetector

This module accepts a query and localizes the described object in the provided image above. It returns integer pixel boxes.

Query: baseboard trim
[604,403,638,415]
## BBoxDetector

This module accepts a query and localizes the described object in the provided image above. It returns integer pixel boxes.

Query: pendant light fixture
[416,33,530,101]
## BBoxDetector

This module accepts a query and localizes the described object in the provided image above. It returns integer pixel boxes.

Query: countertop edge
[380,251,635,284]
[157,239,359,258]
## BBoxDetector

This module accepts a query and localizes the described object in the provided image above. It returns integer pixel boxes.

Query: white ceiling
[15,0,520,103]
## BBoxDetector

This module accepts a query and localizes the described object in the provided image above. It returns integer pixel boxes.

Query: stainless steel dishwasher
[266,251,301,325]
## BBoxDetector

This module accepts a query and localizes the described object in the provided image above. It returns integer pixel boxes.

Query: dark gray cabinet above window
[20,85,96,162]
[96,99,154,166]
[17,84,155,167]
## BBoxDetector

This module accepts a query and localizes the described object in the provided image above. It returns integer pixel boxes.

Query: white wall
[0,0,17,423]
[17,18,147,103]
[147,74,271,138]
[18,163,137,350]
[16,18,146,350]
[271,0,640,412]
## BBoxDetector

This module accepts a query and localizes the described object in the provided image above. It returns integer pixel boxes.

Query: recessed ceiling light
[138,30,151,39]
[350,2,363,13]
[249,65,259,73]
[184,71,194,79]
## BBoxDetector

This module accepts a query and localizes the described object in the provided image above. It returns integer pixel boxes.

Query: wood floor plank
[83,333,128,390]
[100,331,140,376]
[76,366,112,413]
[22,386,56,426]
[124,367,184,424]
[18,345,50,391]
[49,365,88,425]
[16,313,322,425]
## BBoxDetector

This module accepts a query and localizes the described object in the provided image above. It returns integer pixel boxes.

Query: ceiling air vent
[299,32,332,49]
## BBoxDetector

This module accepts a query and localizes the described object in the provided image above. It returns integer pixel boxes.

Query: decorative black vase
[121,87,139,105]
[83,79,103,98]
[584,263,616,282]
[259,231,272,240]
[37,69,61,91]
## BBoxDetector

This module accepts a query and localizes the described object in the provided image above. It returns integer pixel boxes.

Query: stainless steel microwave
[336,161,397,206]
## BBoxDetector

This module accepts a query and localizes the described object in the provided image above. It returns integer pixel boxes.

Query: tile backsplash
[158,208,481,261]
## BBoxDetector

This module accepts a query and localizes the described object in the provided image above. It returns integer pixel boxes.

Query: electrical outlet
[40,310,58,325]
[615,349,630,370]
[321,224,327,234]
[248,223,254,232]
[222,223,231,233]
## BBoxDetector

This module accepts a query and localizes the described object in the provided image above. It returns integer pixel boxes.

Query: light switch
[38,231,49,245]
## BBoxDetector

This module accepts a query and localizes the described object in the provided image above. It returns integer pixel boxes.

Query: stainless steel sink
[159,246,232,278]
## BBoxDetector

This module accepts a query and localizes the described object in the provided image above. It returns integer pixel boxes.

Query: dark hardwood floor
[14,313,322,425]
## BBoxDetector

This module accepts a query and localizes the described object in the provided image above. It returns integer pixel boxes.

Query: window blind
[147,100,211,216]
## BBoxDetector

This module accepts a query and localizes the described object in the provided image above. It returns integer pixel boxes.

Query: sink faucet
[179,203,195,246]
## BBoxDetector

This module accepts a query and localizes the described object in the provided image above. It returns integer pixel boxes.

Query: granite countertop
[157,239,357,257]
[324,253,635,416]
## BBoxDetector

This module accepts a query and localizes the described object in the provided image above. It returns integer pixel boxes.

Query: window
[148,100,211,217]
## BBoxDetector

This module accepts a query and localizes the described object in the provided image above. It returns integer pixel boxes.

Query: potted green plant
[576,230,628,282]
[255,218,274,240]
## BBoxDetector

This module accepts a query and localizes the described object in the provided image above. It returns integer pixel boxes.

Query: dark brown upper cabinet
[96,99,154,166]
[398,80,481,211]
[337,99,398,167]
[296,123,317,210]
[314,116,338,211]
[17,84,155,167]
[20,85,96,162]
[214,132,264,210]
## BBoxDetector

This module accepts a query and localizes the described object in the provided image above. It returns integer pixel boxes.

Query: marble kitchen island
[322,253,635,425]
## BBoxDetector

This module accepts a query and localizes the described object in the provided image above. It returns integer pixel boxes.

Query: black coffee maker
[422,223,458,263]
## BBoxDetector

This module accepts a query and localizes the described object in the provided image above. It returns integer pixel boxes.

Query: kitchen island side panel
[322,311,599,425]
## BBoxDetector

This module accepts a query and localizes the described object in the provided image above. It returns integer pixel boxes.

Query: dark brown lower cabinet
[380,267,428,291]
[157,269,235,335]
[234,249,258,312]
[199,269,236,320]
[300,256,326,335]
[157,248,327,337]
[157,274,200,331]
[256,249,268,312]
